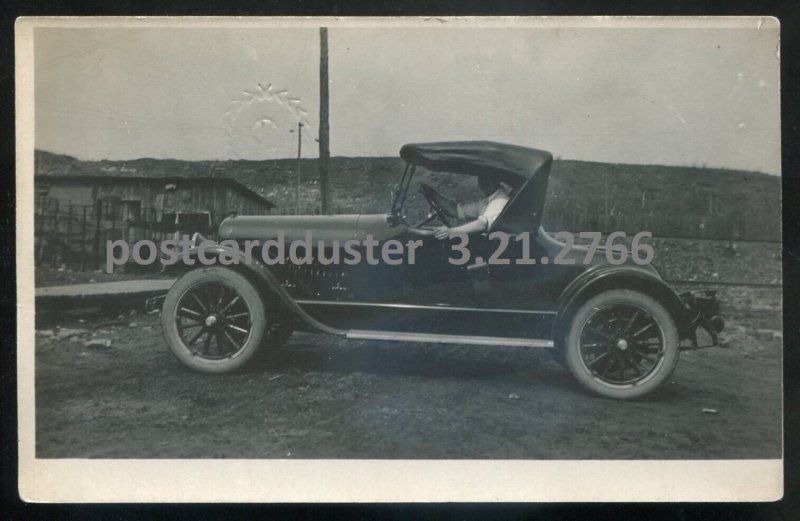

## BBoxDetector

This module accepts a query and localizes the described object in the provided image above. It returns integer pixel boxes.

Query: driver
[421,174,511,240]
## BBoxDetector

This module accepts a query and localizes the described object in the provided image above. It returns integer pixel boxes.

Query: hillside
[34,149,781,240]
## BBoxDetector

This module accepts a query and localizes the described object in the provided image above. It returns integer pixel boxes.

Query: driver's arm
[433,196,507,240]
[433,218,486,240]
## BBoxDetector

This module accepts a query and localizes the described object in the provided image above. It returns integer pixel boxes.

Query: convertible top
[399,141,553,187]
[400,141,553,234]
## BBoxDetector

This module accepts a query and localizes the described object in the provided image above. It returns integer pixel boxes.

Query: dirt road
[34,285,781,459]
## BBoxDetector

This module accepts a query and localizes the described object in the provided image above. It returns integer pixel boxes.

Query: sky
[33,20,781,175]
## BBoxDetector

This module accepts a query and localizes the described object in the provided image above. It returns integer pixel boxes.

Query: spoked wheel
[565,289,679,399]
[175,282,253,359]
[161,267,268,373]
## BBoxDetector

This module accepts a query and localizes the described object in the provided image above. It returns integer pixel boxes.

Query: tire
[564,289,679,399]
[161,267,269,374]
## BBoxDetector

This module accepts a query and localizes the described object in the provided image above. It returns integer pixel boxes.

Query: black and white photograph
[16,17,782,501]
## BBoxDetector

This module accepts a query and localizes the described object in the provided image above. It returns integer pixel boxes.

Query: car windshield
[390,163,414,215]
[391,163,492,225]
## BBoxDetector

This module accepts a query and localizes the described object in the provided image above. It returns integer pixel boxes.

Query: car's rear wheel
[564,289,679,399]
[161,267,268,374]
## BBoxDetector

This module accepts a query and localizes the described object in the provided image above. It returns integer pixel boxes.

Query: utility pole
[319,27,330,214]
[292,122,303,214]
[603,170,609,231]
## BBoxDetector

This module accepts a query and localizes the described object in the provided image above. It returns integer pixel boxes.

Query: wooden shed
[34,175,275,270]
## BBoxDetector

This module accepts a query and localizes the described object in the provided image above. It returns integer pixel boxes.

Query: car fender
[162,242,346,336]
[554,263,693,340]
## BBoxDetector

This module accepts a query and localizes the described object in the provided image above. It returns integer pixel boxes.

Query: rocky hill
[35,149,781,240]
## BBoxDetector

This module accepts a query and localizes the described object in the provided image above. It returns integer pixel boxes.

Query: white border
[16,16,783,503]
[20,459,784,503]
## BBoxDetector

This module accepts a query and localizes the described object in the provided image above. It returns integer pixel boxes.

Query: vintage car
[159,141,723,399]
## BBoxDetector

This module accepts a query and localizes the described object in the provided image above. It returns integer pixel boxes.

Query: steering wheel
[418,183,451,226]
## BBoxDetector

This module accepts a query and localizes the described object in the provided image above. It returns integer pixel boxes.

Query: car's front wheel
[161,267,268,374]
[564,289,679,399]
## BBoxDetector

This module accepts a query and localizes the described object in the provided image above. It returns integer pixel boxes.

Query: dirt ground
[34,284,781,459]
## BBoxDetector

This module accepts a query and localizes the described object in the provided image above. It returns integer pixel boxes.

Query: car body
[160,141,724,399]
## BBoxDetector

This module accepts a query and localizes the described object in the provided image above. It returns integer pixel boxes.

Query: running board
[346,330,554,348]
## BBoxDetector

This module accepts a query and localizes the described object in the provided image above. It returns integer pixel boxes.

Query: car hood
[218,214,407,243]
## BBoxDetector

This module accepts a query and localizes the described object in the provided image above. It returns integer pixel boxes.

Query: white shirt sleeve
[480,196,509,229]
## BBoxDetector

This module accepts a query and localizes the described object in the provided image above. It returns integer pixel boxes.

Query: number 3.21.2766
[447,231,655,266]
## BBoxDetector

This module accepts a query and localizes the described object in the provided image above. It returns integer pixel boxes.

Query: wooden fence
[36,197,781,272]
[273,206,780,243]
[35,198,178,271]
[542,209,780,242]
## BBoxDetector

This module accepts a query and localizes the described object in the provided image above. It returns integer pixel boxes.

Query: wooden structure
[35,175,274,271]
